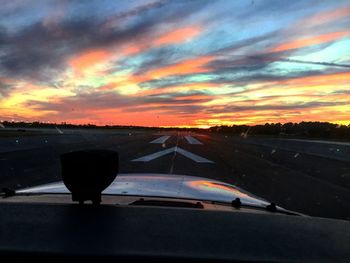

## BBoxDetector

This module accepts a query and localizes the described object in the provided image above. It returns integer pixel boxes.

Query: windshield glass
[0,0,349,220]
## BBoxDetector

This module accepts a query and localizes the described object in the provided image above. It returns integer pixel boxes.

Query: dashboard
[0,199,349,262]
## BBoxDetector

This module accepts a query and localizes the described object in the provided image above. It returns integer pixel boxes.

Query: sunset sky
[0,0,349,127]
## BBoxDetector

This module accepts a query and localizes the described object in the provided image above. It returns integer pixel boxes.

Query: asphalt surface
[1,129,350,220]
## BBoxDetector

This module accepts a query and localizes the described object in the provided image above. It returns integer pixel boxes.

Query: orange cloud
[306,6,350,26]
[121,45,143,56]
[99,83,116,91]
[272,31,350,52]
[154,26,201,46]
[73,25,202,77]
[69,49,110,72]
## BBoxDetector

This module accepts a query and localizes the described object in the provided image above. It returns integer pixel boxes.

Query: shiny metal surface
[17,173,269,207]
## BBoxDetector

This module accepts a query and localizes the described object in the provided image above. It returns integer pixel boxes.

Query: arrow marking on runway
[185,135,202,145]
[132,146,214,163]
[150,135,170,144]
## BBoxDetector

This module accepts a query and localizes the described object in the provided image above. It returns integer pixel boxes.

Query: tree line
[210,122,350,140]
[2,121,350,140]
[0,121,203,132]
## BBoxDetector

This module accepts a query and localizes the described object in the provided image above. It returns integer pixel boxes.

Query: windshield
[0,0,349,220]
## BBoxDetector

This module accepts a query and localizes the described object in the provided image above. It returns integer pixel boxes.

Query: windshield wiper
[129,198,204,209]
[210,198,301,216]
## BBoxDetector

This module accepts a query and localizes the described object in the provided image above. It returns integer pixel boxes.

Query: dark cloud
[130,47,187,76]
[0,0,209,82]
[138,66,345,92]
[205,101,349,114]
[115,46,181,77]
[230,68,350,87]
[0,79,13,98]
[278,58,350,68]
[207,57,270,74]
[331,89,350,95]
[238,0,309,18]
[232,51,350,70]
[123,99,346,116]
[0,18,156,81]
[24,92,128,111]
[105,0,167,24]
[213,31,280,55]
[228,71,322,85]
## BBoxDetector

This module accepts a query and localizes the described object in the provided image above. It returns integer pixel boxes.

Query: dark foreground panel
[0,202,349,262]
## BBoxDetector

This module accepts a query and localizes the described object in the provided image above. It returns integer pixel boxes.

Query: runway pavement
[0,128,350,220]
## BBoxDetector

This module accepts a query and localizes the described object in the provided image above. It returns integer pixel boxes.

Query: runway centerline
[150,136,170,144]
[185,135,202,145]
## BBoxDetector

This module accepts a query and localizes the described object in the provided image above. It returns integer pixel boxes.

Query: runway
[0,128,350,220]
